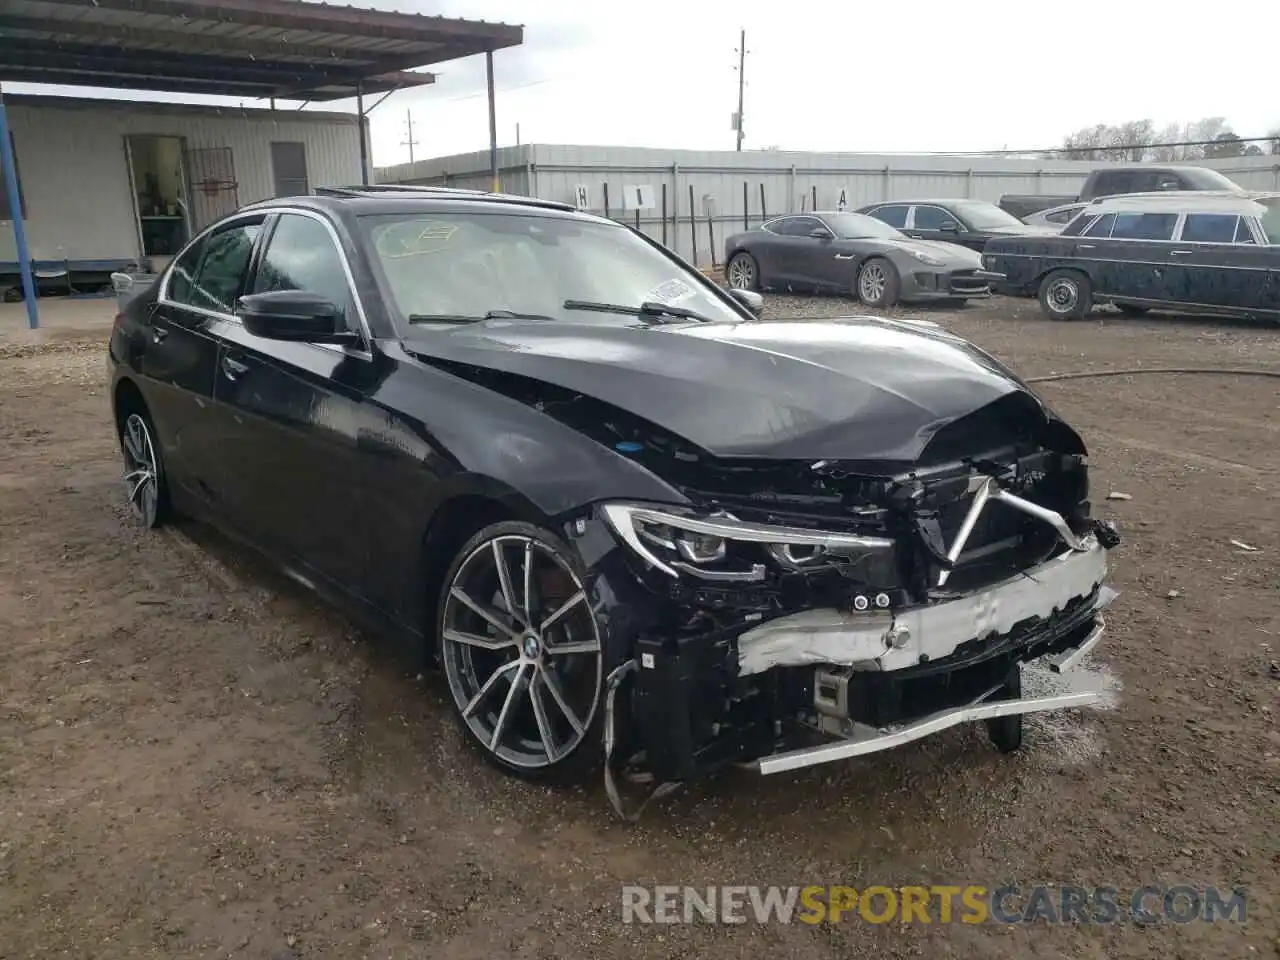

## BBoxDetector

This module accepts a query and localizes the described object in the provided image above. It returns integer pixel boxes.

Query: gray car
[1022,201,1089,232]
[723,212,989,307]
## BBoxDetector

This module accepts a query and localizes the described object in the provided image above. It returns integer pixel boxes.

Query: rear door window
[912,206,961,230]
[166,237,204,305]
[176,221,262,314]
[1180,214,1238,243]
[1060,213,1092,236]
[1083,213,1115,238]
[867,204,908,228]
[775,216,824,237]
[1110,213,1178,241]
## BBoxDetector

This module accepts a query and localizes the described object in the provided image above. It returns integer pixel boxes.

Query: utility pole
[401,108,419,164]
[734,29,747,152]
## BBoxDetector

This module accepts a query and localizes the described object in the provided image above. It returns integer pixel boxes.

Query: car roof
[240,184,613,224]
[1034,201,1088,215]
[863,198,992,207]
[1083,190,1280,215]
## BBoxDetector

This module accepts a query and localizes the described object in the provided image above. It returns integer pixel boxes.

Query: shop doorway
[125,134,192,270]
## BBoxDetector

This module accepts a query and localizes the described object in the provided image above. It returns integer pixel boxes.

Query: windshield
[1255,197,1280,244]
[360,212,748,327]
[821,212,902,239]
[952,201,1025,229]
[1189,168,1242,191]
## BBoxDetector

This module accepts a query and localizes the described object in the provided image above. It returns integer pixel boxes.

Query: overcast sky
[9,0,1279,167]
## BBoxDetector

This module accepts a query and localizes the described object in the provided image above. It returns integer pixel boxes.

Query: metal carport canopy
[0,0,524,329]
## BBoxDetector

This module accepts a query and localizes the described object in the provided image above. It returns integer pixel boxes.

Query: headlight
[908,249,945,266]
[600,502,894,582]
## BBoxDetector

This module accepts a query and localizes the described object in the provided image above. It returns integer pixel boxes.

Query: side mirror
[938,221,960,233]
[809,227,834,240]
[235,290,357,344]
[727,287,764,317]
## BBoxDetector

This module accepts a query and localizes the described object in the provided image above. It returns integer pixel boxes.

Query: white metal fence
[376,145,1280,265]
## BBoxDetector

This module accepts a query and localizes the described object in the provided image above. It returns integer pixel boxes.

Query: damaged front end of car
[567,391,1121,818]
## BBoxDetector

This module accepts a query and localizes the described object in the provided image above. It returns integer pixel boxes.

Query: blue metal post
[0,89,38,330]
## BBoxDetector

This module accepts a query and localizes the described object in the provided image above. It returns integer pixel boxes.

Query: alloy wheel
[727,255,755,290]
[120,412,161,527]
[859,262,887,303]
[440,534,603,770]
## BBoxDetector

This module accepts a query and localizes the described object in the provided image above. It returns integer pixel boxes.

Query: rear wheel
[726,252,759,291]
[856,258,901,307]
[1038,269,1091,321]
[118,407,171,529]
[437,521,606,781]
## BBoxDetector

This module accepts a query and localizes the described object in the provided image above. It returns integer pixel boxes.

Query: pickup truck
[999,165,1243,220]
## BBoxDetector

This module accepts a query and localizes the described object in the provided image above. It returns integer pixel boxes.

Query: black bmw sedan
[108,186,1119,815]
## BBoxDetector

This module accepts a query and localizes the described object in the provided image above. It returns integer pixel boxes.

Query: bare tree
[1061,120,1156,160]
[1064,116,1262,161]
[1113,119,1155,160]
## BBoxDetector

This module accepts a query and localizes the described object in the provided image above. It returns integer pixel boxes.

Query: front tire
[1038,269,1091,321]
[726,252,759,291]
[986,665,1024,754]
[437,520,606,781]
[856,258,900,307]
[118,408,170,529]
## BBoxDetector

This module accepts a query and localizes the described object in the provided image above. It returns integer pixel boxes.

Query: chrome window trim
[763,215,821,237]
[1071,209,1270,247]
[1171,213,1264,246]
[1108,211,1180,243]
[990,251,1276,272]
[156,206,375,360]
[1082,213,1115,238]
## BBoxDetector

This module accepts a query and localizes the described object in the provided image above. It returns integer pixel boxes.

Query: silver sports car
[723,211,989,306]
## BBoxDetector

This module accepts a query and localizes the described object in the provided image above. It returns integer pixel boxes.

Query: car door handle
[1076,243,1096,250]
[151,326,169,344]
[1170,249,1193,256]
[221,355,250,381]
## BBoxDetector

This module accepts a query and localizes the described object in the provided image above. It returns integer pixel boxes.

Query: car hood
[403,315,1049,463]
[882,237,981,264]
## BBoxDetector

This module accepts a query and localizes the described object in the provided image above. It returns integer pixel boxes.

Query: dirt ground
[1,295,1277,959]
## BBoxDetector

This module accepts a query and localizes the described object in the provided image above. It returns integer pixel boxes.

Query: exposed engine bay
[571,390,1121,816]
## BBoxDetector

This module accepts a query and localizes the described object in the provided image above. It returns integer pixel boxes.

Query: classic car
[108,185,1121,817]
[977,190,1280,321]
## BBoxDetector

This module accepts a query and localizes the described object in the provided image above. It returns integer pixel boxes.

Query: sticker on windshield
[373,219,459,258]
[645,278,696,305]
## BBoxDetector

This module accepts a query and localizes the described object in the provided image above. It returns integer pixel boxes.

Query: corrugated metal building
[1,94,363,278]
[377,144,1280,265]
